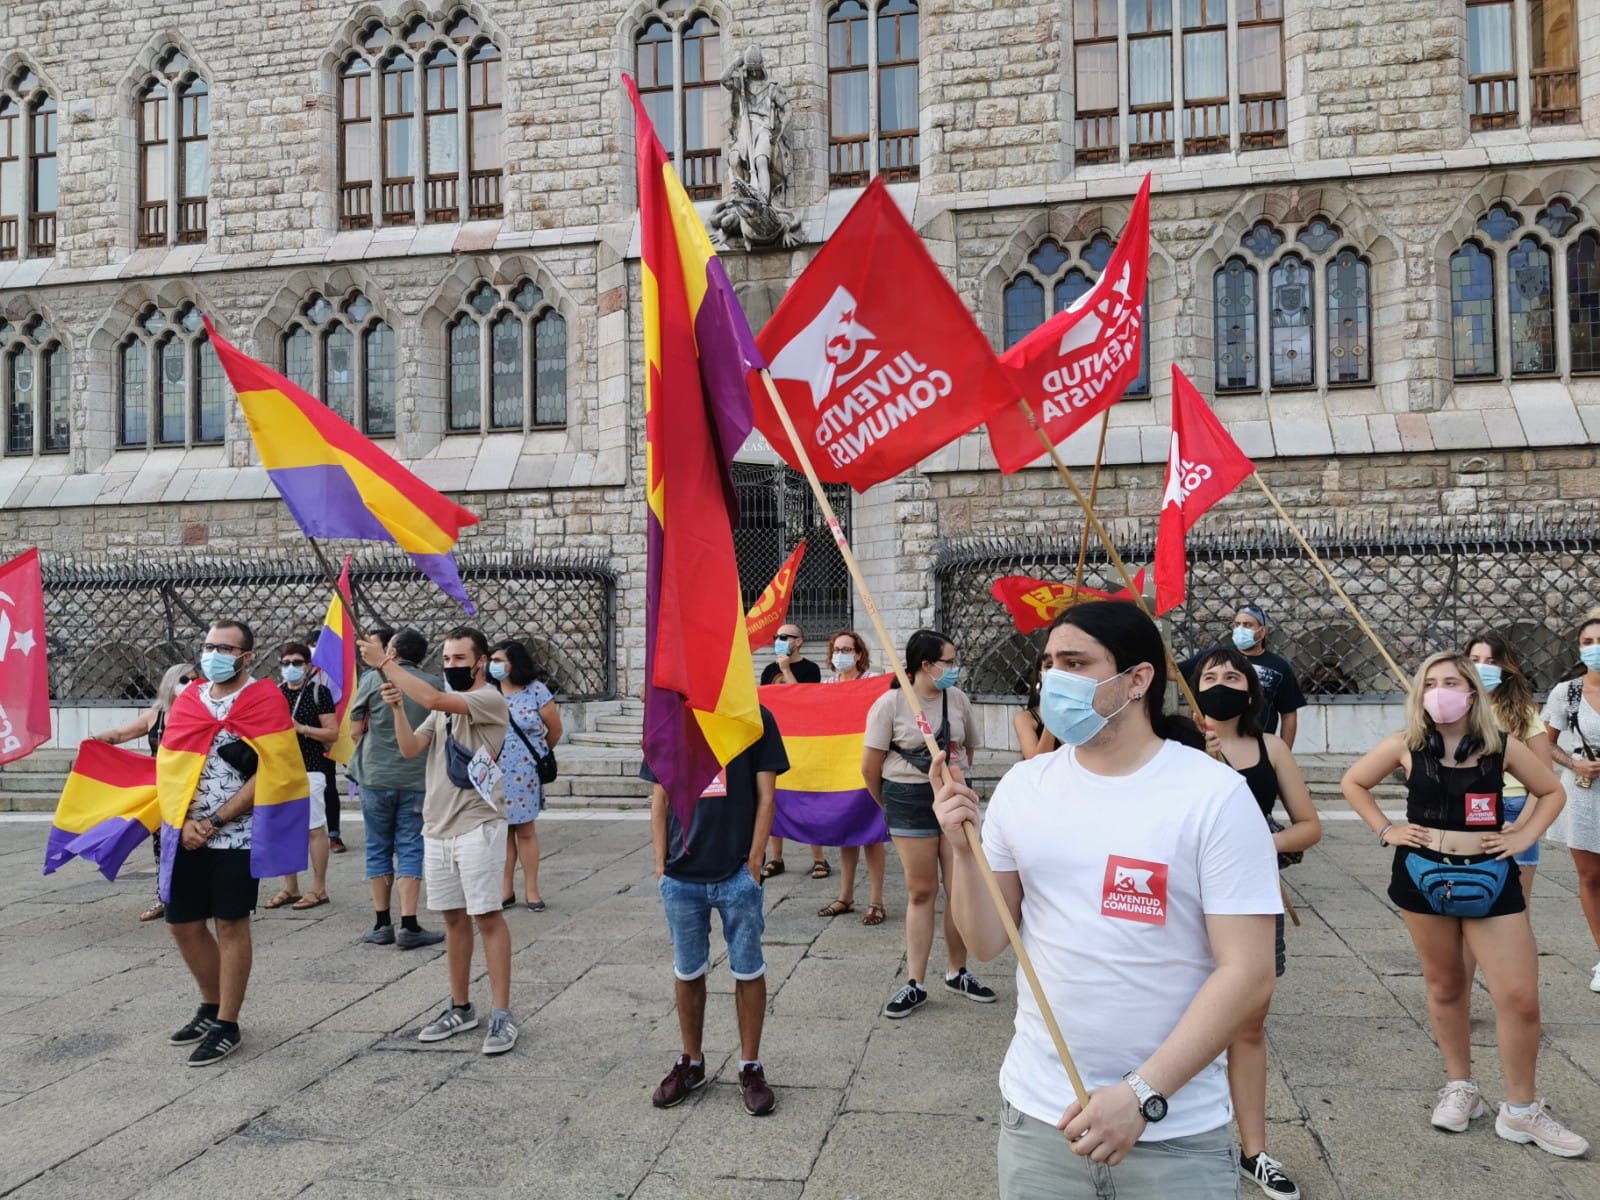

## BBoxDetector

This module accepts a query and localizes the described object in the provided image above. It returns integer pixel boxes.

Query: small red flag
[986,175,1151,473]
[753,178,1018,492]
[1154,367,1254,615]
[0,547,50,765]
[991,570,1147,634]
[745,540,809,649]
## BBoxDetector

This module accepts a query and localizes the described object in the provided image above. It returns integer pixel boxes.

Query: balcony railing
[681,149,721,201]
[424,174,457,223]
[1469,74,1517,130]
[138,201,166,247]
[340,182,373,230]
[381,178,414,225]
[829,136,870,188]
[1075,111,1118,164]
[878,132,919,182]
[1128,105,1173,160]
[177,197,206,244]
[1184,100,1229,155]
[0,215,18,260]
[1240,95,1286,149]
[1532,67,1579,126]
[27,212,53,258]
[468,169,502,219]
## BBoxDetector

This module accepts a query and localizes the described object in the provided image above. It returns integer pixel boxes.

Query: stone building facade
[0,0,1597,715]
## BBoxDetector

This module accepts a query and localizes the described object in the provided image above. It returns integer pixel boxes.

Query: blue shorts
[361,788,425,880]
[659,869,767,982]
[1503,794,1541,867]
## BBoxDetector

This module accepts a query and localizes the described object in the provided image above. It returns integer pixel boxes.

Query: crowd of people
[103,597,1600,1193]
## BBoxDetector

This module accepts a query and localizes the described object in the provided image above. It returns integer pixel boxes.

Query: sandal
[862,904,886,926]
[263,889,302,909]
[760,860,786,880]
[809,860,832,879]
[291,893,330,910]
[138,900,165,923]
[818,899,854,918]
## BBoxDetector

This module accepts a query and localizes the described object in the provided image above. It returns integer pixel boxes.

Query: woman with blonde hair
[1343,651,1581,1156]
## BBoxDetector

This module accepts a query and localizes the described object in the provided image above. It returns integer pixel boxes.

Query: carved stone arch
[418,256,578,329]
[0,51,62,101]
[0,293,60,332]
[117,30,210,103]
[1429,173,1522,264]
[250,268,397,349]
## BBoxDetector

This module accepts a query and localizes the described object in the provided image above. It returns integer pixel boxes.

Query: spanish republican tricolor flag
[44,741,161,880]
[157,678,310,893]
[626,73,765,826]
[760,676,892,847]
[310,557,358,765]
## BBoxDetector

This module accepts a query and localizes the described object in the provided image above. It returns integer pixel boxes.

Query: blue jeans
[362,788,425,880]
[1502,794,1542,866]
[659,868,767,981]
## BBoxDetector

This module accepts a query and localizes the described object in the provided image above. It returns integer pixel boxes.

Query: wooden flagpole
[1250,472,1408,690]
[306,537,367,643]
[1070,411,1113,598]
[759,371,1091,1110]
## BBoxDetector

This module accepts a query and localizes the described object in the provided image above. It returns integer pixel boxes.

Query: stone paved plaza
[3,814,1600,1199]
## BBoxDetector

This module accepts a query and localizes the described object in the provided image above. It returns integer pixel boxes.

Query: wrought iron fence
[39,549,617,704]
[935,517,1600,702]
[733,462,853,641]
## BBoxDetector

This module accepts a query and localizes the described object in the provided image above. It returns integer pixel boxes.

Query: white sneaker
[1496,1100,1590,1158]
[1431,1080,1489,1132]
[1589,962,1600,993]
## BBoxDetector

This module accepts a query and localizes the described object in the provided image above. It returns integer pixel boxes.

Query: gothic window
[1215,215,1370,392]
[1002,234,1151,398]
[446,280,567,433]
[1072,0,1283,164]
[828,0,919,188]
[1507,236,1555,375]
[337,12,504,229]
[1468,0,1577,130]
[137,49,208,247]
[281,292,396,435]
[634,11,724,200]
[1450,242,1497,378]
[0,69,56,259]
[0,316,67,457]
[1568,231,1600,374]
[118,304,224,448]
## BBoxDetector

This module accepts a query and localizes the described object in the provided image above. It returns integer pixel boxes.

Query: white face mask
[832,651,857,672]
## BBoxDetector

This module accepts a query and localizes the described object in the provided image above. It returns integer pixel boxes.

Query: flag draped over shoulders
[627,74,765,830]
[759,676,891,847]
[43,741,160,880]
[157,678,310,888]
[311,559,358,765]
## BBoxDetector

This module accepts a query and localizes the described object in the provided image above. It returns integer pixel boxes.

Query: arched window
[1507,235,1555,375]
[1568,230,1600,375]
[1002,233,1151,398]
[446,279,568,433]
[337,13,504,229]
[0,316,67,457]
[280,292,396,435]
[0,70,56,259]
[118,304,223,448]
[1450,242,1497,378]
[633,11,723,200]
[1214,216,1371,393]
[827,0,919,187]
[137,49,209,246]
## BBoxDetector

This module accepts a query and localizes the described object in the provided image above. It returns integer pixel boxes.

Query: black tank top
[1234,735,1280,818]
[1405,748,1504,832]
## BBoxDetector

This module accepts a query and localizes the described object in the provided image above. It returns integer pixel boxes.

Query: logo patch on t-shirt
[1464,793,1497,826]
[1101,855,1169,925]
[700,770,728,799]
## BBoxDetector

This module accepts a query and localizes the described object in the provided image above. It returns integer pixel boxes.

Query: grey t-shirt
[350,663,438,792]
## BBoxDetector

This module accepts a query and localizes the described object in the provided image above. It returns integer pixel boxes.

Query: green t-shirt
[350,664,440,792]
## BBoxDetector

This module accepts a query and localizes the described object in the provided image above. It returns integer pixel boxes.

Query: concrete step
[592,718,642,736]
[565,732,642,749]
[1,794,58,813]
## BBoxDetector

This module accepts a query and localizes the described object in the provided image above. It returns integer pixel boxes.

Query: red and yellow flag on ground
[627,74,765,823]
[745,540,808,650]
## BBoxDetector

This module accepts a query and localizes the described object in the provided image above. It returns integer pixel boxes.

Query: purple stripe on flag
[43,824,77,875]
[267,465,396,542]
[250,797,312,879]
[159,821,177,902]
[694,259,761,503]
[409,552,475,613]
[310,627,347,705]
[64,817,155,881]
[771,788,890,847]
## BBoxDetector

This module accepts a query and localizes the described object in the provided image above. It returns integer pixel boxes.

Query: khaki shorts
[307,772,327,831]
[424,822,508,916]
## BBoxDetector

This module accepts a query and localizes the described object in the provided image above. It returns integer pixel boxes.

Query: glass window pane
[1237,26,1282,95]
[1129,37,1172,106]
[1569,233,1600,374]
[448,319,480,430]
[1075,43,1119,110]
[325,325,356,422]
[143,143,168,204]
[42,344,67,451]
[158,338,185,444]
[1467,3,1514,75]
[1055,268,1094,311]
[364,323,396,434]
[879,64,919,134]
[490,312,523,429]
[471,105,503,172]
[1183,30,1226,99]
[1508,236,1555,375]
[284,327,314,393]
[121,341,148,445]
[1214,258,1258,390]
[6,350,31,454]
[1269,254,1314,388]
[1127,0,1173,35]
[534,312,567,426]
[195,338,225,443]
[1003,275,1045,349]
[1326,250,1371,385]
[182,138,207,199]
[832,71,869,137]
[1531,0,1577,69]
[1450,244,1497,378]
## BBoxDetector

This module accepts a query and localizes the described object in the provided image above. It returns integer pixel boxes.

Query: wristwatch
[1122,1071,1168,1123]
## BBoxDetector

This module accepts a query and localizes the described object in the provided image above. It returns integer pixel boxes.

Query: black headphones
[1425,728,1481,763]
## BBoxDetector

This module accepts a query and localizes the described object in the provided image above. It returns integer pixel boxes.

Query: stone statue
[711,47,800,251]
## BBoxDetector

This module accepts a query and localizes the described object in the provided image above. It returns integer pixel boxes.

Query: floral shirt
[499,682,554,824]
[187,683,253,850]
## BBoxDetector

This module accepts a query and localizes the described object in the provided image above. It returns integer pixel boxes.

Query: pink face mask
[1422,687,1474,725]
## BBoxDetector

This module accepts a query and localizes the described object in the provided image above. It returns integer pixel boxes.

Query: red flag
[991,570,1146,634]
[1154,367,1254,615]
[0,547,49,765]
[986,175,1151,473]
[744,539,808,649]
[753,178,1018,492]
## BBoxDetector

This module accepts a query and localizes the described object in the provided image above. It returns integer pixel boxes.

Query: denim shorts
[361,788,425,880]
[1502,793,1541,867]
[659,868,767,981]
[882,779,941,838]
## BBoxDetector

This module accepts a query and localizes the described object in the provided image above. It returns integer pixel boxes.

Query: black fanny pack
[895,691,950,775]
[443,721,481,790]
[1403,853,1511,918]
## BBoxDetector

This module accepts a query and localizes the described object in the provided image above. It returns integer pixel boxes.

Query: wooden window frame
[1467,0,1518,131]
[338,59,375,229]
[0,73,55,262]
[1237,0,1286,150]
[446,282,569,435]
[280,293,397,436]
[465,42,504,219]
[826,0,920,189]
[679,16,723,201]
[136,53,208,249]
[116,308,222,450]
[827,1,872,186]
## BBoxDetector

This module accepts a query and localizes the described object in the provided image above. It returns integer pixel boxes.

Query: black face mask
[443,664,478,692]
[1196,684,1252,722]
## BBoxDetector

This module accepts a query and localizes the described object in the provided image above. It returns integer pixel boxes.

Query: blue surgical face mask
[773,638,792,658]
[832,652,857,673]
[280,664,305,685]
[1231,626,1258,651]
[1039,667,1132,746]
[1474,663,1503,692]
[201,650,241,683]
[1582,645,1600,673]
[934,665,960,691]
[488,661,509,682]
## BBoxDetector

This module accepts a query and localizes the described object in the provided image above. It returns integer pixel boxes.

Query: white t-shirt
[982,738,1282,1140]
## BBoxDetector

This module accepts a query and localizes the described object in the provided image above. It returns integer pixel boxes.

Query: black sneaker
[944,967,998,1003]
[1240,1150,1301,1199]
[883,981,928,1018]
[168,1008,218,1046]
[187,1023,241,1067]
